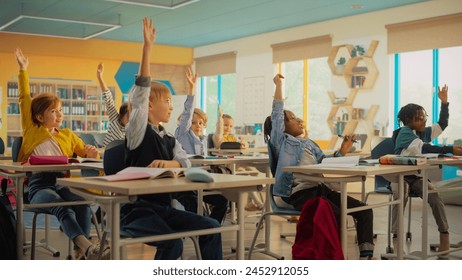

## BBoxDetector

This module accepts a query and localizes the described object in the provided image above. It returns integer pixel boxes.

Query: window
[395,46,462,145]
[279,57,331,140]
[196,74,236,134]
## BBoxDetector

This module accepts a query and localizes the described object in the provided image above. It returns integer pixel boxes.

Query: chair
[78,133,98,147]
[0,137,5,154]
[247,142,300,260]
[92,132,106,148]
[207,133,215,151]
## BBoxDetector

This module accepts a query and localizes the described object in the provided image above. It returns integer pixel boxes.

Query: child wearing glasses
[391,85,462,257]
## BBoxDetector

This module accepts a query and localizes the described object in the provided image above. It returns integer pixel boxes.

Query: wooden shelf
[327,40,380,152]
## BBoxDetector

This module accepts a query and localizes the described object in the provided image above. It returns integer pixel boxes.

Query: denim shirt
[270,100,340,197]
[174,95,207,156]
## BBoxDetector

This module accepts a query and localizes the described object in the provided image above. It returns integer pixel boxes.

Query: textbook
[68,157,103,163]
[317,155,360,167]
[93,167,186,182]
[379,154,427,165]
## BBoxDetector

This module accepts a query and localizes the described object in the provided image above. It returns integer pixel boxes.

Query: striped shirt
[102,89,125,147]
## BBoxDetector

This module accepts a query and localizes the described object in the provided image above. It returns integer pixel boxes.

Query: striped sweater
[102,89,125,147]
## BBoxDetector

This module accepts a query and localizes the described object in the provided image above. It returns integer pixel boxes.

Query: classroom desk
[208,147,268,156]
[0,154,12,160]
[0,160,102,258]
[282,164,438,259]
[416,157,462,259]
[57,173,274,260]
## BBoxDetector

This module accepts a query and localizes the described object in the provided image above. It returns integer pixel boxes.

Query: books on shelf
[379,154,427,165]
[351,75,366,88]
[92,167,186,182]
[317,155,360,168]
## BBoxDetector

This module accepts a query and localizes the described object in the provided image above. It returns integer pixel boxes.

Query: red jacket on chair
[292,196,344,260]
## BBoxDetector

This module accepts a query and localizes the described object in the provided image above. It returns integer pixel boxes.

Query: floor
[23,181,462,261]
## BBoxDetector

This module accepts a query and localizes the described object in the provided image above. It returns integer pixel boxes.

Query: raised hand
[273,73,284,86]
[15,48,29,70]
[186,67,197,95]
[218,105,223,118]
[143,17,156,47]
[97,63,104,78]
[438,84,448,104]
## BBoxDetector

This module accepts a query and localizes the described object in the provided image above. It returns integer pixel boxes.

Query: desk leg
[111,201,121,260]
[340,183,347,257]
[236,191,245,260]
[421,169,429,259]
[397,175,404,260]
[15,176,24,259]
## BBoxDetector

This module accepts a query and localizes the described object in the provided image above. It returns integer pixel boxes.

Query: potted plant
[351,45,365,57]
[336,56,346,73]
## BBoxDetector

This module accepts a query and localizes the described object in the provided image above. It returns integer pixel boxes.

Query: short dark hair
[397,103,425,126]
[119,103,128,122]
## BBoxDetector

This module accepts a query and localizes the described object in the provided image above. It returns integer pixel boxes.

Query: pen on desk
[337,135,358,143]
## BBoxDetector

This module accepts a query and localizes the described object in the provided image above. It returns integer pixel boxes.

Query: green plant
[337,57,346,65]
[351,45,365,57]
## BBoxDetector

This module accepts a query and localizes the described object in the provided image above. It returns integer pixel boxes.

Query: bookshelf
[5,79,114,149]
[327,40,380,152]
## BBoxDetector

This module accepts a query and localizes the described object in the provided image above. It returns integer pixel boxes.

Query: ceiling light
[0,15,121,40]
[105,0,199,9]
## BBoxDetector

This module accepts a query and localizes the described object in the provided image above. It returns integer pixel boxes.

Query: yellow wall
[0,33,193,142]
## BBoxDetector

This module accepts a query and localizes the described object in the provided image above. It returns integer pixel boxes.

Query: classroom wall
[194,0,462,139]
[0,33,193,142]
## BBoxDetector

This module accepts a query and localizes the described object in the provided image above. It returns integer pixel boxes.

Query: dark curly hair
[397,103,425,126]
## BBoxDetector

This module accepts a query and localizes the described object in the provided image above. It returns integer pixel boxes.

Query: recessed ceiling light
[105,0,199,9]
[351,4,364,9]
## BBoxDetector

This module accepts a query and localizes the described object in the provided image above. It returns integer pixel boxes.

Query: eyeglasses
[415,115,428,121]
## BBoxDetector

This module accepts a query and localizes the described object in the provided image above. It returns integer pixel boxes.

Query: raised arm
[212,106,224,147]
[437,84,449,130]
[175,67,197,137]
[15,48,33,131]
[96,63,109,92]
[98,63,119,124]
[126,17,156,150]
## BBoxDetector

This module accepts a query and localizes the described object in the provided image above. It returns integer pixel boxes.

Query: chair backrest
[207,134,214,149]
[79,133,98,147]
[370,136,395,193]
[0,137,5,154]
[92,132,106,148]
[103,140,126,175]
[12,137,23,163]
[267,141,278,177]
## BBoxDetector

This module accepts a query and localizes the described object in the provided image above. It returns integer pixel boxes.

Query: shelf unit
[326,40,380,152]
[5,79,114,149]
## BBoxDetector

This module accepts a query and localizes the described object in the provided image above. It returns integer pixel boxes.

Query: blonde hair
[149,81,171,102]
[222,114,233,120]
[194,108,208,125]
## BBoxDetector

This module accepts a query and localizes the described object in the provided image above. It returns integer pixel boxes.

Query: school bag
[0,178,17,260]
[292,196,344,260]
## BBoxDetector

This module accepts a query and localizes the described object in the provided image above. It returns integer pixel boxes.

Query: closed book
[379,154,427,165]
[91,167,186,182]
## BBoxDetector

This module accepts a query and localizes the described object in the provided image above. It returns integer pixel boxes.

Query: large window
[279,57,331,140]
[196,74,236,134]
[395,46,462,145]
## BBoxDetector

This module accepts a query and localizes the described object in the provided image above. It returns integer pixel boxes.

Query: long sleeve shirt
[125,76,190,168]
[102,89,125,147]
[174,95,207,155]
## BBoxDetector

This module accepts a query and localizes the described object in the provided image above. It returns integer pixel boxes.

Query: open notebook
[317,155,360,167]
[91,167,186,182]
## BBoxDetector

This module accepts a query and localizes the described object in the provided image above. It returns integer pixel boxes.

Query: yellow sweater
[18,70,86,162]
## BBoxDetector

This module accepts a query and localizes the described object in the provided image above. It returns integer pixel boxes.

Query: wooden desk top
[428,157,462,166]
[0,154,12,160]
[283,164,438,177]
[57,173,274,196]
[190,155,268,165]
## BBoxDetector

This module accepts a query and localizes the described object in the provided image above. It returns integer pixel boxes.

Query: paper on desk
[317,155,360,167]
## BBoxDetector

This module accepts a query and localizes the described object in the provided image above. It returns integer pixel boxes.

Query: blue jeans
[120,199,223,260]
[28,172,91,241]
[175,191,228,223]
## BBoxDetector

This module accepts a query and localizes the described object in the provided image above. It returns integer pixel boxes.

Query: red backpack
[292,196,344,260]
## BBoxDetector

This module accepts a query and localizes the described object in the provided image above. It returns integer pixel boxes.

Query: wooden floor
[23,184,462,261]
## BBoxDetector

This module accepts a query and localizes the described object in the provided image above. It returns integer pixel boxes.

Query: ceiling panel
[0,0,430,47]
